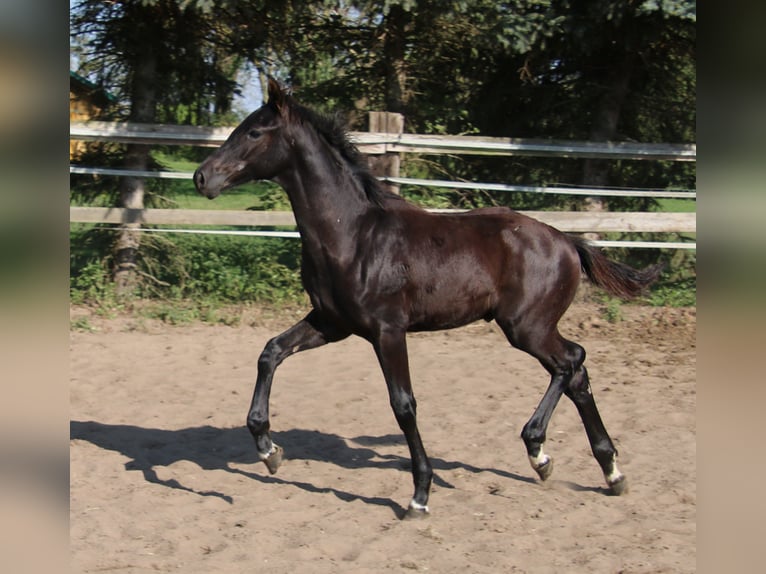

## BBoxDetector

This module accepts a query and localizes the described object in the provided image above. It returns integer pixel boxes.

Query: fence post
[367,111,404,194]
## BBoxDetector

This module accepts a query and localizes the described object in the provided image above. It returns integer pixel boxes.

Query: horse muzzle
[193,166,222,199]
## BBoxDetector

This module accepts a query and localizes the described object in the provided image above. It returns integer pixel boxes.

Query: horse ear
[267,76,287,115]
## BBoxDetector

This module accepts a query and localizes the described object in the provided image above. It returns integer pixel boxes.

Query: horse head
[194,78,293,198]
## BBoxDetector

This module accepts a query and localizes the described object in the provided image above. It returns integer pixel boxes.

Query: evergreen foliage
[70,0,695,309]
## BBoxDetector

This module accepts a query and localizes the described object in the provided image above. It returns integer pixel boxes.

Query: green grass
[168,185,284,210]
[152,151,200,172]
[655,198,696,213]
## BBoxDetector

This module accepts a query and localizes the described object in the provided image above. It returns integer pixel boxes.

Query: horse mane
[281,96,403,208]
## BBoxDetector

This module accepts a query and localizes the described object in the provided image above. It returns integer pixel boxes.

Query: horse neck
[274,133,374,250]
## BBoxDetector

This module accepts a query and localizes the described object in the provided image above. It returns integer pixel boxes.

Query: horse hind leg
[499,319,625,493]
[519,371,564,483]
[496,321,573,484]
[564,363,628,495]
[522,331,627,495]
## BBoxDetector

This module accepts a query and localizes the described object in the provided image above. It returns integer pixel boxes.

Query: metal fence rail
[69,166,697,200]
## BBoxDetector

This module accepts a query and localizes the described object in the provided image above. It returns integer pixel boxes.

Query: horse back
[364,203,581,331]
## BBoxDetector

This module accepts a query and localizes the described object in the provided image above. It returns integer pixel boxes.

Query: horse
[193,78,663,518]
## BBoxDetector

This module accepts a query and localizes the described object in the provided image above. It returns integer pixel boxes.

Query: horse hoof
[403,507,430,520]
[262,445,284,475]
[534,457,554,482]
[608,475,628,496]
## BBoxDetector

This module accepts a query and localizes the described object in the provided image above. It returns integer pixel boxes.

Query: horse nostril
[193,168,206,189]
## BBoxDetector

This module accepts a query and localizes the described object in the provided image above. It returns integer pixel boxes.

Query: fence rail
[70,121,696,250]
[69,166,696,200]
[70,206,697,232]
[70,207,696,249]
[70,121,696,161]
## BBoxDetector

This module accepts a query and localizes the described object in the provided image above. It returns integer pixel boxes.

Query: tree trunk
[382,5,409,114]
[113,41,157,296]
[581,51,635,238]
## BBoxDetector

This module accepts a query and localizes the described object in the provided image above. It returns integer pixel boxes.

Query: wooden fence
[69,120,696,249]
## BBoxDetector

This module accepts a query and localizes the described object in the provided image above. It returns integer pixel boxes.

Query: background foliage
[70,0,696,314]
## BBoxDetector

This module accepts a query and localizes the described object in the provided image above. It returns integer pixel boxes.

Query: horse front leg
[372,327,433,519]
[248,310,348,474]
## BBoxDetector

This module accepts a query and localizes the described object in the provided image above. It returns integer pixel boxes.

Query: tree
[71,0,243,294]
[70,0,695,297]
[467,0,696,209]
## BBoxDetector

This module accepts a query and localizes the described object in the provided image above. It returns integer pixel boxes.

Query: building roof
[70,70,118,107]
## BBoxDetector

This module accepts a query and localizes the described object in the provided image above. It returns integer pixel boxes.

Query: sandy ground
[70,301,695,573]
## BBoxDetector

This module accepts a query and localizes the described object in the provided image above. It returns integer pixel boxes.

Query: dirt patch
[70,302,695,573]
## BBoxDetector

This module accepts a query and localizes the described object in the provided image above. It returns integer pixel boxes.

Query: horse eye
[247,129,262,139]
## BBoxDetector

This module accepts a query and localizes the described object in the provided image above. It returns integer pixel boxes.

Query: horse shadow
[70,420,539,517]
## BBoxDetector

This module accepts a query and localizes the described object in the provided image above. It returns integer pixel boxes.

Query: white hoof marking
[408,500,429,513]
[258,443,279,461]
[606,456,623,484]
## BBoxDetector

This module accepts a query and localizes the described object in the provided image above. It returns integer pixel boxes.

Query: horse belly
[408,278,497,331]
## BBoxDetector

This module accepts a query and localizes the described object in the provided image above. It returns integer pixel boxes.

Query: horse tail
[571,235,664,299]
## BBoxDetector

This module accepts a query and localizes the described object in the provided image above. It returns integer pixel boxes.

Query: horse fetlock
[592,441,618,470]
[520,423,546,447]
[246,412,269,435]
[251,427,276,461]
